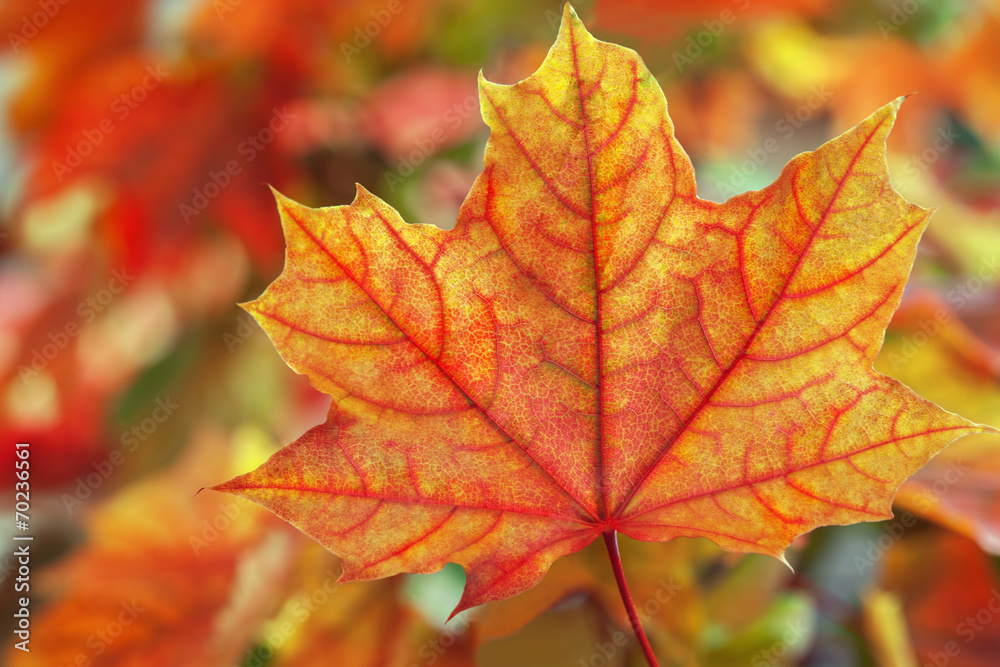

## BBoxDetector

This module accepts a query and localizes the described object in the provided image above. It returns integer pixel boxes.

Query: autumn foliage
[4,1,1000,666]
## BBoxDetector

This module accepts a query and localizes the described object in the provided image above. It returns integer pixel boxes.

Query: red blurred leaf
[360,67,480,159]
[0,0,145,133]
[882,530,1000,667]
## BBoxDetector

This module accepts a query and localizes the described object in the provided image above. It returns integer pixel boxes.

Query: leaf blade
[217,4,994,613]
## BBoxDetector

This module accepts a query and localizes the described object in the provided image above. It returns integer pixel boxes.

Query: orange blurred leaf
[593,0,841,42]
[269,547,476,667]
[8,429,301,666]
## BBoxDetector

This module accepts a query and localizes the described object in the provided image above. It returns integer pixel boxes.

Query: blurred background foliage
[1,0,999,665]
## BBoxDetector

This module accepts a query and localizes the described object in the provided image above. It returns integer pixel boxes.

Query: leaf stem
[602,530,660,667]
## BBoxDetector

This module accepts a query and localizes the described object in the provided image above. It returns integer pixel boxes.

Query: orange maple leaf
[215,6,993,662]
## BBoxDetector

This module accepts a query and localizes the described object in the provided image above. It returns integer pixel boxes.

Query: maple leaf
[215,5,993,660]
